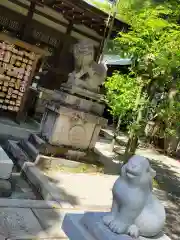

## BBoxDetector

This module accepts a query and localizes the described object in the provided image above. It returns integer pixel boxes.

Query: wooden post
[20,1,36,41]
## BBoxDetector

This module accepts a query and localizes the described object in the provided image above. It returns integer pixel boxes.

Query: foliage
[102,0,180,157]
[90,0,180,22]
[115,7,179,114]
[90,0,153,22]
[104,72,138,120]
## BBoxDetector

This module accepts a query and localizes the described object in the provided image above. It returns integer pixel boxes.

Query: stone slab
[19,140,39,161]
[0,199,61,209]
[22,164,73,208]
[63,213,171,240]
[0,117,40,141]
[61,85,104,102]
[46,105,107,125]
[0,146,14,179]
[6,140,29,167]
[28,134,46,152]
[53,90,105,116]
[0,208,43,239]
[32,208,67,238]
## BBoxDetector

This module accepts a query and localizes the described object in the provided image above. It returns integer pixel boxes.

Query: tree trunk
[123,133,138,163]
[110,115,121,152]
[123,84,143,163]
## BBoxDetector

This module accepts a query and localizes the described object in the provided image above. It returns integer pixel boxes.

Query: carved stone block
[41,106,107,150]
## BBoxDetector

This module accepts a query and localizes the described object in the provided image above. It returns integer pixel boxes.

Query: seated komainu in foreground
[103,155,166,239]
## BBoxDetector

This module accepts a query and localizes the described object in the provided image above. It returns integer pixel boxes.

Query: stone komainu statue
[66,39,107,93]
[103,155,166,239]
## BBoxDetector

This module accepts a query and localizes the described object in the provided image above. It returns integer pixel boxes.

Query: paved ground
[0,199,89,239]
[0,126,180,239]
[46,172,116,207]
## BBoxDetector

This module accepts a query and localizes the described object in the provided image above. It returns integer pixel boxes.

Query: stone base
[61,85,104,102]
[0,147,14,180]
[41,105,107,150]
[62,212,171,240]
[53,90,105,116]
[0,179,12,197]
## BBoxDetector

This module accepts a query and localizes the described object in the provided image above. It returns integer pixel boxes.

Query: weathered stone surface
[0,208,43,238]
[0,179,12,197]
[6,140,29,167]
[41,106,107,150]
[0,235,5,240]
[53,90,105,116]
[63,213,171,240]
[0,198,60,209]
[32,208,67,238]
[0,146,14,179]
[0,117,40,141]
[63,213,132,240]
[19,140,39,161]
[64,40,107,93]
[37,155,81,171]
[28,134,46,153]
[22,164,73,208]
[62,85,104,102]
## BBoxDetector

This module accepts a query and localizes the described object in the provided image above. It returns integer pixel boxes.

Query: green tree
[90,0,151,22]
[104,73,138,150]
[104,2,180,160]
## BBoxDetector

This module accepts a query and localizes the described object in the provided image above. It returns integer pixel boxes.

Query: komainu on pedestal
[103,155,166,238]
[62,155,171,240]
[64,39,107,93]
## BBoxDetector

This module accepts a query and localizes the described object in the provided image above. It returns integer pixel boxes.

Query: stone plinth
[0,147,14,197]
[61,85,104,102]
[0,147,13,180]
[41,105,107,150]
[40,40,108,151]
[62,212,171,240]
[54,90,105,116]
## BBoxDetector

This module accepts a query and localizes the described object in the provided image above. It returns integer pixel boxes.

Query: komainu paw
[109,220,123,234]
[103,215,114,226]
[128,224,140,238]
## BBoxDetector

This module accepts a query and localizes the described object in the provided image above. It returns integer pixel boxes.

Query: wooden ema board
[0,33,48,121]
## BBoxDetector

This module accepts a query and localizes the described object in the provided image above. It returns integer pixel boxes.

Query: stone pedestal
[41,87,107,150]
[0,147,14,180]
[40,39,108,151]
[62,212,171,240]
[0,147,13,197]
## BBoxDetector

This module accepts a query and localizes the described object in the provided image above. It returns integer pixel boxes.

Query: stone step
[6,140,30,167]
[28,134,46,153]
[19,140,39,162]
[10,173,37,200]
[10,191,37,200]
[0,179,12,197]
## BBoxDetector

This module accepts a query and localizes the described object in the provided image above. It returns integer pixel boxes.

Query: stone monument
[40,39,107,150]
[62,155,171,240]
